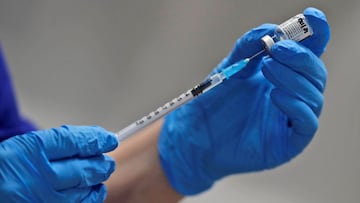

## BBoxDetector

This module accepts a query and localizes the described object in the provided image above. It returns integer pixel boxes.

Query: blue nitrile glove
[0,125,118,203]
[159,7,330,195]
[0,46,36,141]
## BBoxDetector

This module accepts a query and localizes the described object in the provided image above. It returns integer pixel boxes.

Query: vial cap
[261,35,275,52]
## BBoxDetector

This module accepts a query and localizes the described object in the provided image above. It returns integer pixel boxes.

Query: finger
[80,184,107,203]
[50,154,115,190]
[262,57,323,116]
[269,40,327,92]
[59,184,107,203]
[270,89,318,155]
[212,23,277,78]
[301,7,331,57]
[35,125,118,160]
[226,24,276,66]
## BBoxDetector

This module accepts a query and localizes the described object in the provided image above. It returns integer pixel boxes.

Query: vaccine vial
[261,14,313,52]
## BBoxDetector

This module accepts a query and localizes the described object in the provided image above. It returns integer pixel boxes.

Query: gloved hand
[159,7,330,195]
[0,125,118,202]
[0,46,36,141]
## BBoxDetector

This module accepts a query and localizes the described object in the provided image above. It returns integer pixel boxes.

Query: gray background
[1,1,359,202]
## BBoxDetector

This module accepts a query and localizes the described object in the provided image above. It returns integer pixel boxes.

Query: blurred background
[0,0,358,202]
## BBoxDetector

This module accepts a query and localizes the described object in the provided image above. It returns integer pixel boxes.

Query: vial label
[278,14,313,42]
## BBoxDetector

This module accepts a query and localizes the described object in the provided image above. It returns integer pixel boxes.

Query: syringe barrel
[261,14,313,51]
[116,90,195,141]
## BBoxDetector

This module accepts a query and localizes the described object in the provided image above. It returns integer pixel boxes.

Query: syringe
[116,13,313,142]
[116,58,250,141]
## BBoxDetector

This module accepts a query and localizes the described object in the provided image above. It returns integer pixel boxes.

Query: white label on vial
[278,14,313,42]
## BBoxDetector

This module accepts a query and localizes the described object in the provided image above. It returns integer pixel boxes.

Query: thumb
[212,24,276,78]
[35,125,118,161]
[300,7,331,56]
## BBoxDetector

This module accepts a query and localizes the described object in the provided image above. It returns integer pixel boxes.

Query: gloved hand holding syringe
[116,13,314,141]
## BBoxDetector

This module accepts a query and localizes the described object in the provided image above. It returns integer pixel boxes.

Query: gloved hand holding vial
[107,7,330,201]
[116,9,321,141]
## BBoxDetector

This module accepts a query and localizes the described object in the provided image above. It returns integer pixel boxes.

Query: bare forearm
[105,120,183,203]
